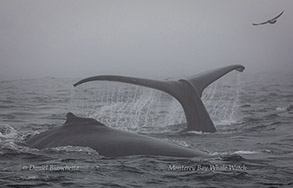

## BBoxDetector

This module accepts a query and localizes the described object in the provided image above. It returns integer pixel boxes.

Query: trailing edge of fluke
[74,64,245,133]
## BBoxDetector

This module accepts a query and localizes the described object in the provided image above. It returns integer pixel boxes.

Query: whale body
[27,113,208,158]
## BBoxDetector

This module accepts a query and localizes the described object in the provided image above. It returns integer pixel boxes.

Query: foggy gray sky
[0,0,292,80]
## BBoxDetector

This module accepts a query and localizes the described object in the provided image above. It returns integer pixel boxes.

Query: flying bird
[253,10,284,26]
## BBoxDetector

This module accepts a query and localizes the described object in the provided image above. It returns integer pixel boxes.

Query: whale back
[26,113,207,157]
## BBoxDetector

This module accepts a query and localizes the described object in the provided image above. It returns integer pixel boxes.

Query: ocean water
[0,72,292,188]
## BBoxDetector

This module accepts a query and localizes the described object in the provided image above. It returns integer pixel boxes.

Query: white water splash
[203,72,242,128]
[47,146,99,155]
[211,150,258,156]
[0,124,18,140]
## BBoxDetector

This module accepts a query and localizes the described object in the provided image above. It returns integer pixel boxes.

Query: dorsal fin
[73,65,244,132]
[65,112,105,126]
[66,112,77,123]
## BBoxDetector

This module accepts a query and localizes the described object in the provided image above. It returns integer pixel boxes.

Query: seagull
[253,10,284,26]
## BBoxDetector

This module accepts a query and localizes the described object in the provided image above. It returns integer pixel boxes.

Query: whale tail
[74,64,245,132]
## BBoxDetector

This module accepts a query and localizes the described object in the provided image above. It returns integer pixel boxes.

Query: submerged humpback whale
[74,64,245,133]
[27,113,207,158]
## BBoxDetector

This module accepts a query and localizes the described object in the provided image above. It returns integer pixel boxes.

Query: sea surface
[0,72,292,188]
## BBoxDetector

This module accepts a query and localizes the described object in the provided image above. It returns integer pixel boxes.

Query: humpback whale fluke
[253,10,284,26]
[74,65,245,133]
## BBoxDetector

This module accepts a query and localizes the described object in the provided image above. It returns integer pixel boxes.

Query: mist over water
[1,1,293,80]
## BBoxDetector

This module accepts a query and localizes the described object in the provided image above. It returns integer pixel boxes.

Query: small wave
[186,130,205,135]
[240,104,251,108]
[215,119,240,126]
[0,114,15,120]
[5,182,52,187]
[163,139,190,148]
[17,174,65,182]
[276,104,293,112]
[262,182,293,187]
[0,124,39,145]
[45,146,99,155]
[262,149,273,153]
[276,107,286,111]
[284,94,293,98]
[221,154,246,162]
[268,92,278,97]
[0,105,17,109]
[269,121,283,126]
[233,150,258,155]
[0,141,38,154]
[0,99,15,104]
[243,123,277,132]
[18,132,37,141]
[242,117,261,124]
[264,113,280,118]
[0,124,18,140]
[211,150,257,156]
